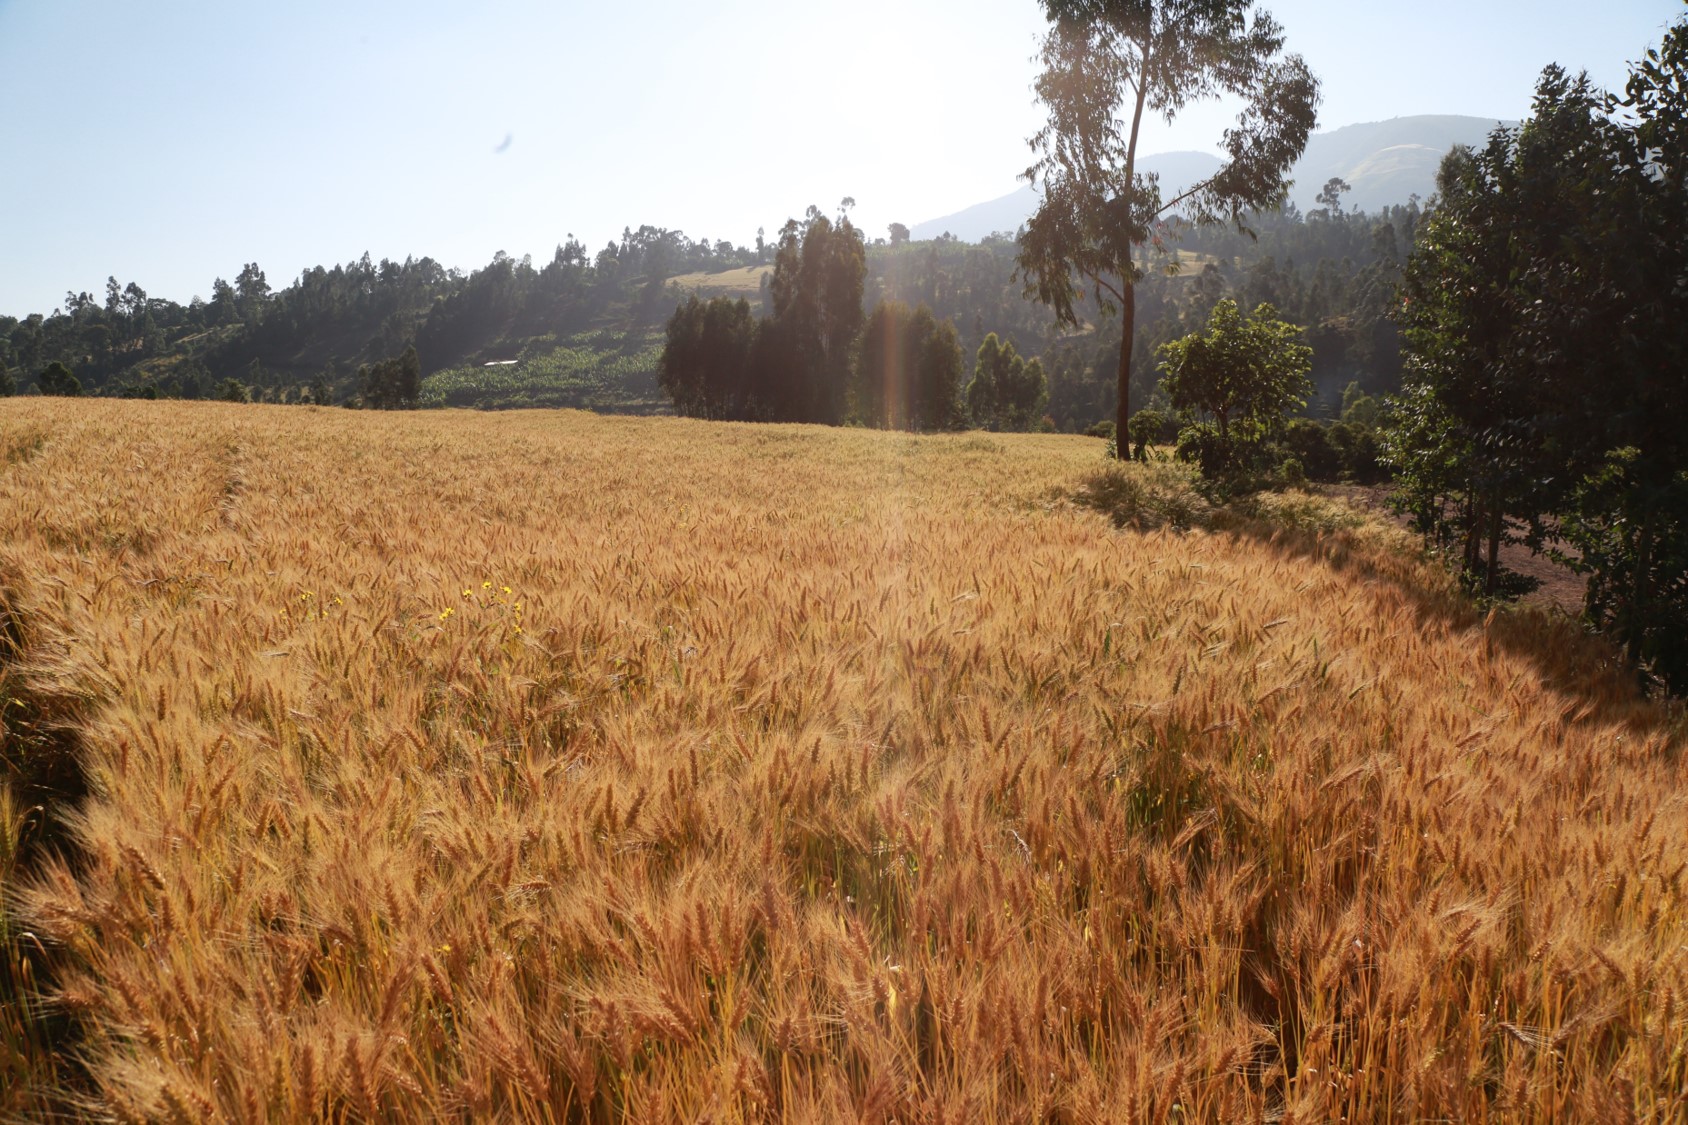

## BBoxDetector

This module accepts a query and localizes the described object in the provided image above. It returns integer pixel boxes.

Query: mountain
[909,151,1223,242]
[910,115,1514,240]
[1287,115,1514,212]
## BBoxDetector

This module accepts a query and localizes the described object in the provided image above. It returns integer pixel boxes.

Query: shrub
[37,362,80,398]
[1282,418,1341,481]
[1073,460,1213,531]
[1127,408,1169,461]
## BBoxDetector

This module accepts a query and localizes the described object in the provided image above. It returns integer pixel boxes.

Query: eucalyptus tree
[1018,0,1319,456]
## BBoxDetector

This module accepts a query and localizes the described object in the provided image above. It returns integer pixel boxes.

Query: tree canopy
[854,301,964,431]
[37,361,81,397]
[1159,298,1311,475]
[1018,0,1319,456]
[967,333,1049,432]
[1385,16,1688,690]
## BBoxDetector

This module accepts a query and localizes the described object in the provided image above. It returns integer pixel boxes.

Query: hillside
[911,115,1511,240]
[910,152,1225,242]
[3,399,1685,1120]
[1286,114,1515,212]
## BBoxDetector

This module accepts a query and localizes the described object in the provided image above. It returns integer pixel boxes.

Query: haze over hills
[909,114,1515,241]
[909,151,1227,241]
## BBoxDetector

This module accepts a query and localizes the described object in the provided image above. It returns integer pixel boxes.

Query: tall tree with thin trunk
[1017,0,1319,457]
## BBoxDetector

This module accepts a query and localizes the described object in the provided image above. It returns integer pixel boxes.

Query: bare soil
[1331,484,1588,615]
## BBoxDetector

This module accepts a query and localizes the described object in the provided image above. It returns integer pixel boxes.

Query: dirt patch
[1331,485,1587,614]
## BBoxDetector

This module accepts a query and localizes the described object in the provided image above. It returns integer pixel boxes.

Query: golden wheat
[0,398,1683,1122]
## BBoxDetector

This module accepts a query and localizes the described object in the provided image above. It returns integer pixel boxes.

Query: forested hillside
[0,198,1417,425]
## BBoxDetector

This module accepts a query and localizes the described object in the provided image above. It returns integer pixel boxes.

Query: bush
[1127,408,1170,461]
[215,378,251,403]
[1073,461,1213,531]
[1329,420,1383,483]
[37,362,80,397]
[1281,418,1341,481]
[1084,419,1116,440]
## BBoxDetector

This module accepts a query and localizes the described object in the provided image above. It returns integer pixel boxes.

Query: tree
[37,361,81,397]
[1159,298,1311,476]
[762,203,867,423]
[888,222,911,247]
[661,296,759,419]
[854,301,964,430]
[215,378,250,403]
[208,278,240,325]
[1315,176,1351,216]
[360,345,422,409]
[235,263,270,312]
[1018,0,1319,458]
[967,333,1049,431]
[1385,28,1688,690]
[1386,78,1623,597]
[0,361,13,397]
[1127,407,1168,460]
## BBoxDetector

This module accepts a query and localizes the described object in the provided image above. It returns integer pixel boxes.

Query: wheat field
[1,399,1684,1122]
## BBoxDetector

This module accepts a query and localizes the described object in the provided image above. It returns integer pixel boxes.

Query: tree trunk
[1629,509,1654,665]
[1463,497,1484,579]
[1484,504,1502,597]
[1115,283,1134,460]
[1111,39,1150,462]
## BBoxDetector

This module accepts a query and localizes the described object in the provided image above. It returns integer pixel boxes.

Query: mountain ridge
[910,114,1516,242]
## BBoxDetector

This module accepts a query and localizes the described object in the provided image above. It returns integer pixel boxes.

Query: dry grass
[667,266,773,298]
[1,398,1685,1122]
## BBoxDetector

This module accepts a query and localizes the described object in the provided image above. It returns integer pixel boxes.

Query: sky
[0,0,1681,315]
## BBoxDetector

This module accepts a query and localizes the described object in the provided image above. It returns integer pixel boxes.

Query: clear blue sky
[0,0,1679,314]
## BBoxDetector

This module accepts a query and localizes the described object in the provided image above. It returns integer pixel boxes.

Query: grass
[1,398,1685,1121]
[666,266,772,297]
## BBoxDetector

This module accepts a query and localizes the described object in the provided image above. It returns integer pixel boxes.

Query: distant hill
[911,115,1514,240]
[910,151,1224,242]
[1287,115,1515,212]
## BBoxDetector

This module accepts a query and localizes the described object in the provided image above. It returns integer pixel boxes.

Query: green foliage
[36,362,80,397]
[1159,299,1312,477]
[1340,380,1380,428]
[853,301,964,431]
[422,331,662,411]
[1019,0,1319,455]
[1559,450,1688,691]
[1385,22,1688,691]
[658,204,867,424]
[214,378,250,403]
[766,205,868,424]
[0,364,13,397]
[660,297,758,419]
[967,333,1048,431]
[360,345,421,409]
[1126,408,1169,461]
[1282,418,1339,480]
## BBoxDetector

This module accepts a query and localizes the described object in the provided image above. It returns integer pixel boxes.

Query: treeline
[0,192,1420,420]
[1380,34,1688,692]
[659,205,1048,430]
[0,226,762,406]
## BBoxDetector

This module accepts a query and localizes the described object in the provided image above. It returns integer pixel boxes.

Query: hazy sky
[0,0,1680,314]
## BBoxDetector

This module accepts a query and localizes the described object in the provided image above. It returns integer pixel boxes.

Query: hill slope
[1,400,1683,1120]
[914,115,1512,239]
